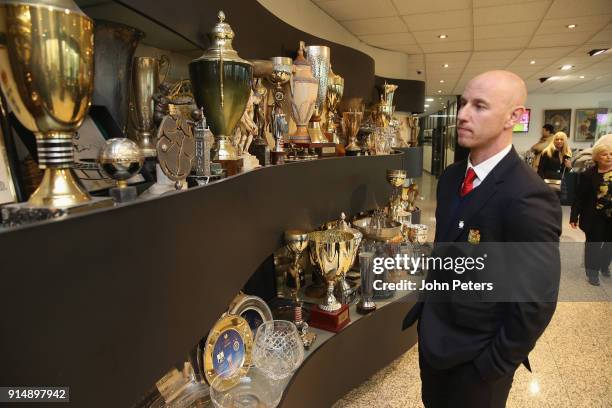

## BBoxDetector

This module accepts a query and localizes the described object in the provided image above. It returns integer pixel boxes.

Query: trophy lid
[196,10,252,65]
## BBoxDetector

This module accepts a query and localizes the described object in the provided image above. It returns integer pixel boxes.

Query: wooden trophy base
[309,304,350,333]
[214,158,243,177]
[270,151,286,165]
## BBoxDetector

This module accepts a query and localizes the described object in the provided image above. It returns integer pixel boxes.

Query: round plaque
[203,315,252,391]
[227,294,273,335]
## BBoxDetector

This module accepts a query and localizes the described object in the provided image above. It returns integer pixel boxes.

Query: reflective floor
[334,172,612,408]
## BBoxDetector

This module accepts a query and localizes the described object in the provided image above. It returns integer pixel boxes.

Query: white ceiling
[313,0,612,110]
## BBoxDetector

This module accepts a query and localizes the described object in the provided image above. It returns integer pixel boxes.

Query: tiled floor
[333,172,612,408]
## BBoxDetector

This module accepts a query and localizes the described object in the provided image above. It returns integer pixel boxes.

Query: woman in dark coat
[570,142,612,286]
[538,131,572,180]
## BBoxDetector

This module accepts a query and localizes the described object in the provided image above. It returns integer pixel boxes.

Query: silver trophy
[305,45,330,144]
[357,251,376,314]
[130,55,169,157]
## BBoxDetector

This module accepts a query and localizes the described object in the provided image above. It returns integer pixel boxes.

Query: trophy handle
[159,54,171,84]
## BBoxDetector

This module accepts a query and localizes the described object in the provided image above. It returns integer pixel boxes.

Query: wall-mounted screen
[513,109,531,132]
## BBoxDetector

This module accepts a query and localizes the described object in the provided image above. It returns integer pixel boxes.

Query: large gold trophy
[0,0,111,224]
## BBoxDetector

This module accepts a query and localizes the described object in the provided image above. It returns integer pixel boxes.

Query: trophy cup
[387,169,407,221]
[269,57,292,112]
[288,42,318,144]
[130,55,170,157]
[305,45,330,144]
[326,67,344,145]
[401,178,419,213]
[284,230,317,348]
[0,0,113,225]
[98,138,144,203]
[333,213,362,305]
[307,230,357,332]
[377,81,398,127]
[357,251,376,314]
[343,110,364,156]
[189,11,252,176]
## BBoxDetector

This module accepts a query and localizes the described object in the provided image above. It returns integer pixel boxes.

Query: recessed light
[443,63,449,68]
[588,48,608,56]
[566,24,577,29]
[424,104,430,108]
[579,75,585,79]
[425,98,434,102]
[560,64,574,71]
[437,90,442,93]
[439,80,445,83]
[438,34,448,39]
[530,60,536,65]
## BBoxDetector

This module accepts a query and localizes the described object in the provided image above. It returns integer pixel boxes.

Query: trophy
[401,178,419,213]
[377,81,398,127]
[189,11,252,176]
[187,108,214,187]
[288,42,319,144]
[357,251,376,314]
[248,77,270,166]
[0,0,113,225]
[98,138,144,202]
[269,57,292,112]
[332,213,362,305]
[305,45,330,144]
[326,67,344,145]
[130,56,170,157]
[156,114,196,190]
[284,230,317,348]
[343,110,364,156]
[387,169,408,222]
[307,230,357,332]
[271,112,288,165]
[407,223,429,275]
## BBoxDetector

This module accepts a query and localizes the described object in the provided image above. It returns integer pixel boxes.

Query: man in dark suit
[403,71,561,407]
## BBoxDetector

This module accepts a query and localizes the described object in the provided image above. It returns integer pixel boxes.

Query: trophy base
[249,141,270,166]
[309,304,350,333]
[271,151,286,165]
[110,186,138,203]
[345,149,362,157]
[357,300,377,314]
[214,158,243,177]
[283,142,336,158]
[1,197,113,227]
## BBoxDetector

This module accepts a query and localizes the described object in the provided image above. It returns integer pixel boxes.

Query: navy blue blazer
[402,147,562,381]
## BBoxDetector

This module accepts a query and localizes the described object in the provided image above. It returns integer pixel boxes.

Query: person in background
[530,124,555,170]
[537,131,572,180]
[570,142,612,286]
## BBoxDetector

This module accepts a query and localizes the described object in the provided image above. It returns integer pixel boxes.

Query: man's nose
[457,106,468,123]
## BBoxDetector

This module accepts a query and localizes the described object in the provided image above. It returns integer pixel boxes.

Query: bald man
[403,71,561,407]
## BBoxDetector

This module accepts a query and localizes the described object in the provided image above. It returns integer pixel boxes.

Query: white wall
[257,0,422,80]
[514,92,612,154]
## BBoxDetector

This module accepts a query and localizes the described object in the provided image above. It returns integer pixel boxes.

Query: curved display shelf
[0,153,413,407]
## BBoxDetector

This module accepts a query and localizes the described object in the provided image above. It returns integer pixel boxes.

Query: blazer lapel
[436,163,467,242]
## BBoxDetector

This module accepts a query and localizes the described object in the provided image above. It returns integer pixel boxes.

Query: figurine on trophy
[233,89,261,172]
[271,113,289,165]
[284,230,317,348]
[248,78,271,166]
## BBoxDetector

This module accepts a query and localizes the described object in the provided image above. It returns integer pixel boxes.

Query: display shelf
[0,153,413,408]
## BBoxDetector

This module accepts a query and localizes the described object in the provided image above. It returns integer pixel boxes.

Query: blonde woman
[537,131,572,180]
[570,141,612,286]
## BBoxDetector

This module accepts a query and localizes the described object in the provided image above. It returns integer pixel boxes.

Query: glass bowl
[252,320,304,380]
[210,367,283,408]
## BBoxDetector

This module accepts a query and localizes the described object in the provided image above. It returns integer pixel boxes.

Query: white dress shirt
[465,144,513,189]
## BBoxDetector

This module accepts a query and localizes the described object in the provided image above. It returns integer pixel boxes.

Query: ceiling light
[438,34,447,39]
[437,90,442,93]
[566,24,577,29]
[588,48,608,56]
[424,104,430,108]
[443,63,449,68]
[560,64,574,71]
[439,80,445,83]
[579,75,585,79]
[425,98,434,102]
[530,60,536,64]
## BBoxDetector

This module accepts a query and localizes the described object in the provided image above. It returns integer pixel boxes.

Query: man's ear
[505,106,525,130]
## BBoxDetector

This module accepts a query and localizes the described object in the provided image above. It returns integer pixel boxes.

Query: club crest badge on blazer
[468,228,481,245]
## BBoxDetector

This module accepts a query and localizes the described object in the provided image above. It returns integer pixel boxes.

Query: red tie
[460,168,477,197]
